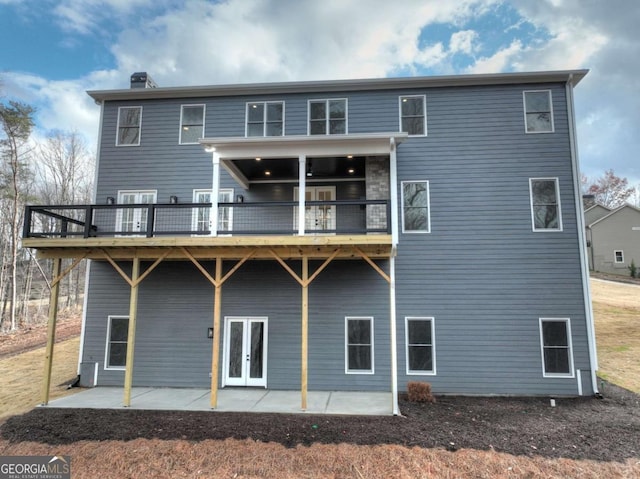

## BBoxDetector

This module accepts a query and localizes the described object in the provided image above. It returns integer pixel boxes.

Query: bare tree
[0,101,35,330]
[36,131,95,308]
[583,169,636,209]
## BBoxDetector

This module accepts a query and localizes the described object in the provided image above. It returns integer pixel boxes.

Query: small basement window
[539,318,574,377]
[614,250,624,263]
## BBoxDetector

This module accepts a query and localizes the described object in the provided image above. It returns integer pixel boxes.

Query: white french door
[192,189,233,234]
[223,317,268,387]
[293,186,336,233]
[116,190,156,234]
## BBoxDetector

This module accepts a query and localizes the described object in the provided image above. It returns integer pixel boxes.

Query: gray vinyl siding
[82,79,593,395]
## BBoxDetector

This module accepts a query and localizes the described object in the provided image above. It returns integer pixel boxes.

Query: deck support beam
[41,257,62,405]
[123,257,140,407]
[211,258,223,408]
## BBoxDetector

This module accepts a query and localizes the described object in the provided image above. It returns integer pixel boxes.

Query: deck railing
[23,200,391,239]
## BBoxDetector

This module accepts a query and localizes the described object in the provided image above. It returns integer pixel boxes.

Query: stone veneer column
[365,156,390,232]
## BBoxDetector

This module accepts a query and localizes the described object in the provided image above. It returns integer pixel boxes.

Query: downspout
[389,137,399,414]
[76,99,105,381]
[566,75,599,395]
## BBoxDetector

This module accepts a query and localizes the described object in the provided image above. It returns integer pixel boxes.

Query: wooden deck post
[41,257,62,405]
[301,256,309,410]
[123,257,140,407]
[211,257,223,408]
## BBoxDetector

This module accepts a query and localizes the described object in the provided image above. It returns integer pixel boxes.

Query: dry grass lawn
[0,279,639,477]
[591,279,640,393]
[0,337,80,420]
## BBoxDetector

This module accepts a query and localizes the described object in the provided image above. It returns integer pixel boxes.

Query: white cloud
[449,30,478,54]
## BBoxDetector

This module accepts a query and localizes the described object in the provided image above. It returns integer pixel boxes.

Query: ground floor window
[405,317,435,374]
[345,317,374,374]
[614,250,624,263]
[105,316,129,370]
[539,318,574,377]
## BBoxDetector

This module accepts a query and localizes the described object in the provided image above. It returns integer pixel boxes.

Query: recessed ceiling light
[255,157,261,161]
[347,155,353,159]
[348,168,355,174]
[265,170,271,176]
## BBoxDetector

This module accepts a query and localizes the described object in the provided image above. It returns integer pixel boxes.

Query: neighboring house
[586,204,640,274]
[24,69,598,414]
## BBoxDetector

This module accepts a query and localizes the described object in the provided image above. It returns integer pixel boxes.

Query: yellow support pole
[123,257,140,407]
[210,258,223,408]
[301,256,309,410]
[41,257,62,405]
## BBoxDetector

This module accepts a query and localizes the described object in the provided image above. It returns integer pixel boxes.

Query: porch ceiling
[23,234,393,260]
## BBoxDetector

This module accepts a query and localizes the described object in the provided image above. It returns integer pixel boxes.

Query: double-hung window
[614,250,624,263]
[399,95,426,136]
[105,316,129,369]
[523,90,554,133]
[308,99,347,135]
[405,317,436,374]
[529,178,562,231]
[539,318,574,377]
[116,106,142,146]
[401,180,430,233]
[180,105,205,144]
[345,317,374,374]
[246,101,284,136]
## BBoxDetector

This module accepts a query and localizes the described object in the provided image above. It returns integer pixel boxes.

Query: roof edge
[88,69,589,102]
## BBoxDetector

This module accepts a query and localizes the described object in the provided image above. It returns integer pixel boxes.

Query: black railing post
[23,205,32,238]
[84,206,94,238]
[61,219,68,238]
[386,200,392,234]
[146,205,155,238]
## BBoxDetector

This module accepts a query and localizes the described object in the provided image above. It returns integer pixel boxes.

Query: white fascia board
[200,133,408,160]
[88,70,589,102]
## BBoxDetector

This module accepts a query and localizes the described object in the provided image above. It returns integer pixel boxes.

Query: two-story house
[24,69,597,415]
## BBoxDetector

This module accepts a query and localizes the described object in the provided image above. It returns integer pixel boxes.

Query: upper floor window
[529,178,562,232]
[523,90,554,133]
[180,105,205,144]
[399,95,426,136]
[401,180,430,233]
[246,101,284,137]
[116,106,142,146]
[308,99,347,135]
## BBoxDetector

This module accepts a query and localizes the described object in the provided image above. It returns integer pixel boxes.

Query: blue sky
[1,0,639,192]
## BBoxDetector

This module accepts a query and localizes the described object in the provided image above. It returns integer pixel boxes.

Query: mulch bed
[2,380,638,462]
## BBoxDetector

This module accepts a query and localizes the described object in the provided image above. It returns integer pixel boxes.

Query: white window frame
[345,316,374,374]
[539,318,575,378]
[401,180,431,233]
[192,188,234,235]
[307,98,348,135]
[614,250,624,263]
[398,95,427,136]
[245,101,285,137]
[116,106,142,146]
[523,90,554,134]
[405,317,436,375]
[529,178,563,232]
[179,104,205,144]
[104,315,129,370]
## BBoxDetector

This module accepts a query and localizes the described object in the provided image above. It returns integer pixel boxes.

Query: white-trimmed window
[116,106,142,146]
[192,189,234,234]
[529,178,562,231]
[399,95,426,136]
[405,317,436,375]
[614,250,624,263]
[105,315,129,370]
[308,99,347,135]
[345,317,374,374]
[180,104,205,144]
[523,90,554,133]
[246,101,284,137]
[401,180,430,233]
[539,318,574,377]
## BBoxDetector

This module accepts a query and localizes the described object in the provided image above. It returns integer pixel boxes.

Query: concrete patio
[43,387,394,416]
